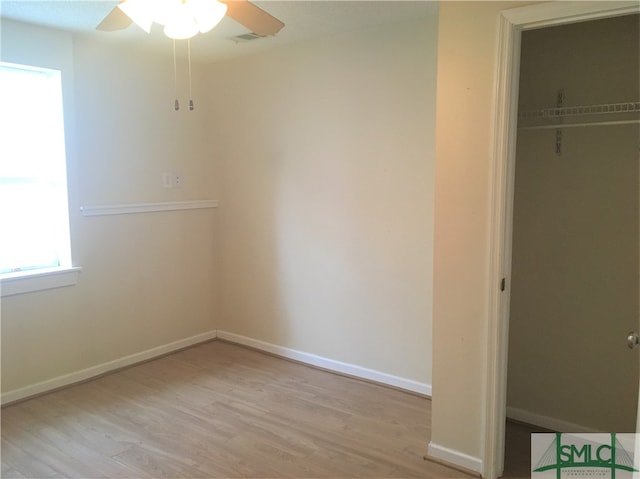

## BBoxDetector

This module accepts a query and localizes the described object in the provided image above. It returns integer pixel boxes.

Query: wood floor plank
[1,340,526,478]
[1,436,61,478]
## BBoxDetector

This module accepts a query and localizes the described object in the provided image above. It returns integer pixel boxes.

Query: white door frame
[483,2,640,478]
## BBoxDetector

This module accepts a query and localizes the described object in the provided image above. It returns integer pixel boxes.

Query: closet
[506,14,640,433]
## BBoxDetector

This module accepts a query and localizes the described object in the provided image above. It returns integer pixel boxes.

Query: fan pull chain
[188,38,194,111]
[173,39,179,111]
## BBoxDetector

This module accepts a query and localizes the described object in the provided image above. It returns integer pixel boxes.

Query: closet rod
[519,119,640,131]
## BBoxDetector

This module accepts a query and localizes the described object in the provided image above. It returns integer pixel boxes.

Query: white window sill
[1,266,81,297]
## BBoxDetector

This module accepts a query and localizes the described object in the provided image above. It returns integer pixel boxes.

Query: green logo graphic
[532,433,639,479]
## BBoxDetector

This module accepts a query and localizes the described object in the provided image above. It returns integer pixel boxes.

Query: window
[0,62,77,294]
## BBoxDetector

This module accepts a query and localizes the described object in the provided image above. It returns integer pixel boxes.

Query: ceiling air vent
[230,32,266,43]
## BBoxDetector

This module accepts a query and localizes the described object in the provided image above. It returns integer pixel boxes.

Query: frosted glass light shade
[189,0,228,33]
[118,0,227,39]
[117,0,154,33]
[149,0,176,27]
[164,15,199,40]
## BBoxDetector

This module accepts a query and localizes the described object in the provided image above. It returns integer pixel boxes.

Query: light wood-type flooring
[1,340,533,478]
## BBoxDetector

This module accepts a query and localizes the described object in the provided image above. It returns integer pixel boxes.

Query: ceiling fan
[96,0,285,39]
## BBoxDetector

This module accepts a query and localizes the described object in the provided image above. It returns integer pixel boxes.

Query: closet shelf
[518,101,640,131]
[519,101,640,121]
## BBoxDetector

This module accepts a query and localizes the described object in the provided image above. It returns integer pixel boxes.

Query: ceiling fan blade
[96,6,133,31]
[222,0,284,36]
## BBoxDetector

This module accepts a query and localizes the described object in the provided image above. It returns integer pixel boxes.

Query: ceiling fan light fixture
[117,0,153,33]
[148,0,177,27]
[164,18,199,40]
[117,0,227,39]
[188,0,228,34]
[98,0,284,37]
[163,2,200,40]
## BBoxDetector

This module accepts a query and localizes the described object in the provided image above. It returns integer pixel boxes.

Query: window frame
[0,61,80,297]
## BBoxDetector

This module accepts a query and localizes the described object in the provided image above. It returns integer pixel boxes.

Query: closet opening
[502,13,639,478]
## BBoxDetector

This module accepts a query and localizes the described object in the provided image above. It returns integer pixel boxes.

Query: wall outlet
[162,172,182,188]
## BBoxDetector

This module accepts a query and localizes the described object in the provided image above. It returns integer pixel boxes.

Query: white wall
[207,16,438,386]
[507,14,639,432]
[1,12,439,401]
[1,21,218,398]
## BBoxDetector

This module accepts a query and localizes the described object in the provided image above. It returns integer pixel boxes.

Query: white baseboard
[216,330,432,396]
[2,329,431,405]
[1,330,218,406]
[426,441,483,475]
[506,406,600,433]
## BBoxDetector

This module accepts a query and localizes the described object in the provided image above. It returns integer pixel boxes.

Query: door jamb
[483,2,640,478]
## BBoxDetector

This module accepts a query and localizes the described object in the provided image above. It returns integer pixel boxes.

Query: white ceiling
[0,0,438,63]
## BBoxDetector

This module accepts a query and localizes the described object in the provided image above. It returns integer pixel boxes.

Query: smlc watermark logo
[532,433,640,478]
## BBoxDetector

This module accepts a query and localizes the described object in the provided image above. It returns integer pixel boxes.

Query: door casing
[483,2,640,478]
